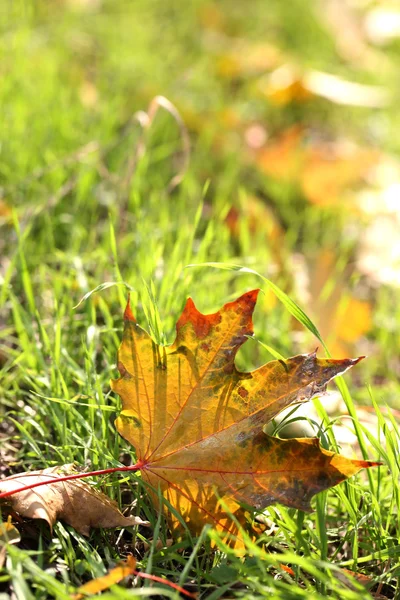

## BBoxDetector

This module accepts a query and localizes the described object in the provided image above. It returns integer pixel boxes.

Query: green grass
[1,0,400,598]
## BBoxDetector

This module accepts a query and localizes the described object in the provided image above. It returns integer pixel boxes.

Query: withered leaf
[0,464,147,536]
[112,290,378,542]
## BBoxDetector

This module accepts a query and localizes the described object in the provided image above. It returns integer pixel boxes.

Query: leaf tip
[357,459,382,469]
[246,288,261,302]
[123,295,136,322]
[353,355,366,364]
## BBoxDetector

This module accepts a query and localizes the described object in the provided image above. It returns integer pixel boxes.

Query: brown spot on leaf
[238,386,249,398]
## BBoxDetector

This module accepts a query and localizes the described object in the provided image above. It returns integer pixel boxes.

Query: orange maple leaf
[111,290,378,543]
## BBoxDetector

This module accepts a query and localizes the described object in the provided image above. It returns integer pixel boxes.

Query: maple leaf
[111,290,378,542]
[0,465,147,536]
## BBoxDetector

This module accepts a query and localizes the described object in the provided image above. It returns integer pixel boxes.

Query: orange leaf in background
[0,199,12,223]
[256,125,304,181]
[111,291,378,544]
[256,127,379,207]
[301,144,378,207]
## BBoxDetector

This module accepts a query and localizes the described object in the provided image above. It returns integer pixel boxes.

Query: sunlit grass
[1,0,400,598]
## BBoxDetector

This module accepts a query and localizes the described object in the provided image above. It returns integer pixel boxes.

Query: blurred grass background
[1,0,400,598]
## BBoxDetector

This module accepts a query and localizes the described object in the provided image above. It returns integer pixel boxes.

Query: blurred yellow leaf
[301,144,378,207]
[0,516,21,570]
[260,64,389,107]
[261,65,313,105]
[302,250,372,356]
[0,516,20,546]
[215,43,281,80]
[198,2,227,32]
[304,70,389,107]
[337,299,372,345]
[79,81,99,108]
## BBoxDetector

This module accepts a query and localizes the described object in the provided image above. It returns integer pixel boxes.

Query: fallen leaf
[261,64,389,107]
[73,553,197,599]
[72,555,137,600]
[261,65,313,105]
[0,465,147,536]
[215,43,281,80]
[335,568,374,592]
[256,125,304,181]
[293,250,372,356]
[111,290,378,542]
[256,127,379,207]
[301,143,378,207]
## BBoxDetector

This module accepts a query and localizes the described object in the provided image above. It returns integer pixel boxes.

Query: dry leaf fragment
[73,554,197,600]
[0,465,147,536]
[112,290,378,542]
[0,516,21,546]
[72,555,137,600]
[335,568,374,592]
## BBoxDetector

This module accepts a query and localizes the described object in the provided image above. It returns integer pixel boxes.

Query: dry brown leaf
[0,465,148,536]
